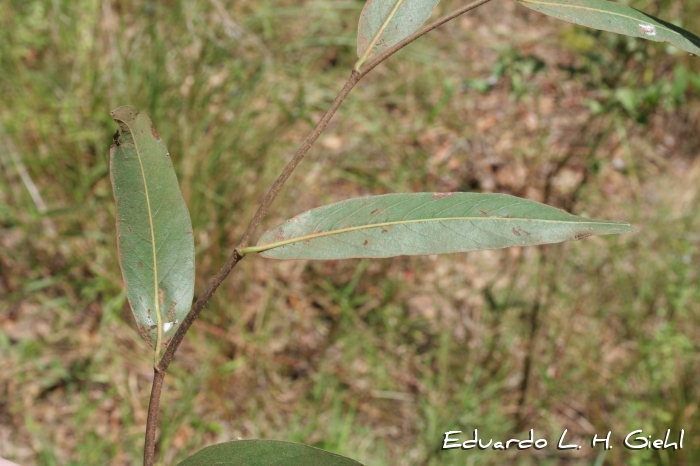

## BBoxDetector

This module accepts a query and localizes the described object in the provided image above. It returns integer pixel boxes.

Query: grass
[1,0,700,464]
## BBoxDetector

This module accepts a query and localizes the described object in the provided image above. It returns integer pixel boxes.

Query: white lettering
[442,431,461,450]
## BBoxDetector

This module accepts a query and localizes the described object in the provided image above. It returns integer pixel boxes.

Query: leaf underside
[110,106,195,349]
[177,440,363,466]
[357,0,440,60]
[519,0,700,56]
[254,193,635,260]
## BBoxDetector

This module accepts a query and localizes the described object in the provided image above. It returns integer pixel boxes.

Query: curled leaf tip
[111,106,140,132]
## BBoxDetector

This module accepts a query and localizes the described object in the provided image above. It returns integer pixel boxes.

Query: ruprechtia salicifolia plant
[106,0,699,464]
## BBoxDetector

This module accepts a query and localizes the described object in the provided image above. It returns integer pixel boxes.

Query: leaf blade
[110,106,195,354]
[518,0,700,56]
[356,0,440,69]
[251,193,635,260]
[177,440,363,466]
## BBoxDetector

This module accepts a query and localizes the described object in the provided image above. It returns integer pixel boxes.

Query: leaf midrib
[356,0,407,71]
[521,0,679,38]
[244,215,630,254]
[124,121,163,359]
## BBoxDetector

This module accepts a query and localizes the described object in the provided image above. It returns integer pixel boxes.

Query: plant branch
[236,71,362,250]
[237,0,494,251]
[143,0,493,464]
[144,366,165,466]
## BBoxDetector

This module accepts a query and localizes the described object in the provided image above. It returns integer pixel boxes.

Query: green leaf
[245,193,635,260]
[356,0,440,70]
[177,440,363,466]
[109,106,195,359]
[518,0,700,56]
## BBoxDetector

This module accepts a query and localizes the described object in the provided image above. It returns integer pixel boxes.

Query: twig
[235,71,362,250]
[143,1,493,464]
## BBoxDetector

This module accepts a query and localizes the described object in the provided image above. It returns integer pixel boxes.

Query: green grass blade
[177,440,363,466]
[355,0,441,70]
[519,0,700,56]
[247,193,635,260]
[109,106,195,360]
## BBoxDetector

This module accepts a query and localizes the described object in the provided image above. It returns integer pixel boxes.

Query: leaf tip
[610,222,637,234]
[110,106,139,130]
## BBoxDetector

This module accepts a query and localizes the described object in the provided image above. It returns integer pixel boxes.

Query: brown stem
[143,1,493,464]
[236,71,362,250]
[144,367,165,465]
[144,251,244,465]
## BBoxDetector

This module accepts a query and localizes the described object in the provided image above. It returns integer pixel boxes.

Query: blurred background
[1,0,700,464]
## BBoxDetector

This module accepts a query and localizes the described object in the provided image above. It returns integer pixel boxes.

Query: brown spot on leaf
[127,226,132,232]
[479,210,488,216]
[432,192,455,199]
[574,232,594,241]
[137,262,143,268]
[512,227,521,237]
[137,324,155,348]
[363,240,370,246]
[168,301,177,320]
[381,228,389,234]
[158,287,165,307]
[275,228,285,241]
[185,231,193,235]
[150,124,160,140]
[371,208,380,215]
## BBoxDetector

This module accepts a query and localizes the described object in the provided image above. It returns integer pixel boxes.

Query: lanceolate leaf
[246,193,635,260]
[356,0,440,69]
[519,0,700,56]
[110,106,195,355]
[177,440,363,466]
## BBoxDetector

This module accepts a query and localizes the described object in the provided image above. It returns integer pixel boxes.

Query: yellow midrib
[356,0,406,71]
